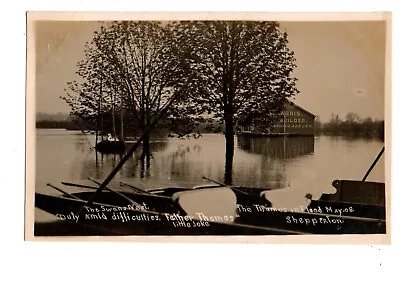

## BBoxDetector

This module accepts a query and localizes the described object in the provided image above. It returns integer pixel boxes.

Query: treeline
[36,113,82,130]
[36,120,81,130]
[36,112,224,135]
[36,112,70,121]
[315,113,384,140]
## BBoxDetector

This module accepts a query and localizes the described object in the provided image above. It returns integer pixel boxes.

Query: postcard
[25,11,391,244]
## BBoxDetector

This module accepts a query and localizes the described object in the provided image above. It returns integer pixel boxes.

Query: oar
[362,146,385,181]
[47,183,82,201]
[62,180,143,207]
[61,181,98,190]
[201,176,250,195]
[75,75,194,219]
[119,181,152,195]
[87,178,144,207]
[203,176,287,193]
[201,176,226,187]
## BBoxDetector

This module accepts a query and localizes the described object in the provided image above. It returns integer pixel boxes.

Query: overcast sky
[34,20,386,122]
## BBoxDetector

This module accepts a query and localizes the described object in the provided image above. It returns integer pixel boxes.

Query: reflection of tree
[96,153,121,176]
[124,141,168,178]
[237,136,314,159]
[163,143,205,181]
[169,144,202,159]
[258,155,287,188]
[80,140,170,181]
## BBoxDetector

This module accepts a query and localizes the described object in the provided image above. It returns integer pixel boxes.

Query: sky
[33,20,387,122]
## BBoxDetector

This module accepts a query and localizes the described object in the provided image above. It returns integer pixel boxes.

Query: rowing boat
[95,140,125,154]
[34,189,305,236]
[34,175,386,236]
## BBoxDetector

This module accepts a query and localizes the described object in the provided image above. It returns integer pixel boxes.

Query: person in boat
[107,133,120,142]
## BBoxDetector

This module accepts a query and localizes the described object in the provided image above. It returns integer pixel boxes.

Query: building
[240,100,316,136]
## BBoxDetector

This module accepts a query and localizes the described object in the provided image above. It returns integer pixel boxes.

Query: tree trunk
[100,81,104,141]
[224,113,234,185]
[120,103,124,140]
[140,132,151,177]
[112,97,117,138]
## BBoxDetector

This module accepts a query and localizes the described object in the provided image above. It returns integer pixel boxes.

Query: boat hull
[34,189,386,236]
[34,192,303,236]
[95,140,125,154]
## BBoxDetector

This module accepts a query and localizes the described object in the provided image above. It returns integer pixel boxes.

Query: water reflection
[36,130,385,221]
[82,140,171,180]
[237,135,315,159]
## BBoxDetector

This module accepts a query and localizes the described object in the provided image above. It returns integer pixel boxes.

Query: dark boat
[309,146,386,221]
[308,179,386,220]
[95,140,125,154]
[34,188,304,236]
[34,175,386,236]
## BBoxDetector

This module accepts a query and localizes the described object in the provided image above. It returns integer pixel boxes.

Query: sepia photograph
[25,12,391,242]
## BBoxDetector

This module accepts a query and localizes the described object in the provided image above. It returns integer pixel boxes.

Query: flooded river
[34,129,385,222]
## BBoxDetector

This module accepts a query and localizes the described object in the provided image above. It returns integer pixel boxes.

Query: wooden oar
[119,181,152,195]
[47,183,82,201]
[75,75,194,219]
[61,181,98,190]
[201,176,250,195]
[87,178,144,207]
[203,176,287,193]
[62,180,142,207]
[201,176,225,187]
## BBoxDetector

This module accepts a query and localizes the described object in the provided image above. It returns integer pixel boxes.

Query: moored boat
[95,140,125,154]
[34,174,386,236]
[34,190,304,236]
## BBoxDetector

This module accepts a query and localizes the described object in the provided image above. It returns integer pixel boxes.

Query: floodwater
[33,129,385,222]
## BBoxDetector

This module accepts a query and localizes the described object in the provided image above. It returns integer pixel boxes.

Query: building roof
[286,100,316,118]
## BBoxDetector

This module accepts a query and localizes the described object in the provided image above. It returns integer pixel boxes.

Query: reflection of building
[240,100,316,136]
[237,136,315,159]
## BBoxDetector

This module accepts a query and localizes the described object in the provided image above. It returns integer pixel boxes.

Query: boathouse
[240,100,316,136]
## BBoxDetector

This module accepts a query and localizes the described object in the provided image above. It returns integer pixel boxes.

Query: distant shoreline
[36,124,384,141]
[36,120,81,130]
